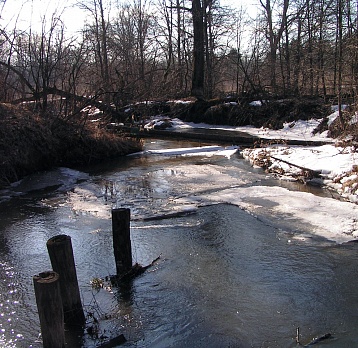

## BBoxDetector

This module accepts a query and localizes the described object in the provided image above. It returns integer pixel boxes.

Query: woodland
[1,0,357,110]
[0,0,357,185]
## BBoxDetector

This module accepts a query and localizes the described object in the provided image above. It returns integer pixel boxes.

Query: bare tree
[259,0,290,94]
[337,0,344,125]
[78,0,112,103]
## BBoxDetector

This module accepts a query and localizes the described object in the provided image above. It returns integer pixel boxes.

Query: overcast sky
[1,0,258,36]
[1,0,86,34]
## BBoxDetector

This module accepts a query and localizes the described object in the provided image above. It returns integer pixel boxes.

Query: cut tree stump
[33,271,65,348]
[46,235,85,327]
[112,208,133,276]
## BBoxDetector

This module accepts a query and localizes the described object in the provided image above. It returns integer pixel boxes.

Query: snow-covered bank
[151,111,357,204]
[232,110,358,203]
[166,115,332,142]
[242,144,358,203]
[139,111,358,242]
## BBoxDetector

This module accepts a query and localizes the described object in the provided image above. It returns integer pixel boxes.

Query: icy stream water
[0,139,358,347]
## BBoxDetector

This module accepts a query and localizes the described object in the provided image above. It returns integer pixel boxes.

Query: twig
[305,333,332,346]
[295,327,332,346]
[296,327,300,344]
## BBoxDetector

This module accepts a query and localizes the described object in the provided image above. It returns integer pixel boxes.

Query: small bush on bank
[328,105,358,144]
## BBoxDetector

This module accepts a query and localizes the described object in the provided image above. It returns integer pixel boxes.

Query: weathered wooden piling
[46,235,86,326]
[33,271,65,348]
[112,208,133,275]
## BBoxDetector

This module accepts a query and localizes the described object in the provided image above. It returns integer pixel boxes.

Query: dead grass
[0,103,142,188]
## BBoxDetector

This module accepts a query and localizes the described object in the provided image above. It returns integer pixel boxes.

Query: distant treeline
[0,0,357,119]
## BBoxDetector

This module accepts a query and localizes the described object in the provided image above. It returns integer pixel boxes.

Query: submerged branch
[110,255,161,285]
[134,209,197,221]
[296,327,333,346]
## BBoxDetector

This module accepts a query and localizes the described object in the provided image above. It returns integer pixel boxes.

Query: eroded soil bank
[0,103,142,188]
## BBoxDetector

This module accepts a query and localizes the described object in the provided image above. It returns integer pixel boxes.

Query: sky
[2,0,89,34]
[1,0,258,36]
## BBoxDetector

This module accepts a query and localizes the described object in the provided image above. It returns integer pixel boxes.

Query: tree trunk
[191,0,205,99]
[337,0,345,127]
[293,18,302,95]
[260,0,289,94]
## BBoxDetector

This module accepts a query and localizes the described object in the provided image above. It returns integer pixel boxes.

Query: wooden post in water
[33,271,65,348]
[112,208,132,275]
[46,235,86,327]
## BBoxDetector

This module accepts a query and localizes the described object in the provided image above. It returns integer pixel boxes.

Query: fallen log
[9,82,124,120]
[270,155,322,178]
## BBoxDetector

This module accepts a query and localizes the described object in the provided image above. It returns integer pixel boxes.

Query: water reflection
[126,204,347,347]
[0,139,357,347]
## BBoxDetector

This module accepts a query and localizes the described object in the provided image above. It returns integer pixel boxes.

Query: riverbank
[142,114,358,204]
[140,123,333,146]
[0,103,142,188]
[1,99,357,203]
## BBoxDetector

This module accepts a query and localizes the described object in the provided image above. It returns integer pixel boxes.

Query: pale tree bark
[161,0,174,83]
[204,0,213,98]
[99,0,110,103]
[292,17,302,95]
[305,0,314,95]
[337,0,345,126]
[317,0,328,98]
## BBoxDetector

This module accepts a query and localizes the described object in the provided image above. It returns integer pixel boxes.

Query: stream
[0,138,358,347]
